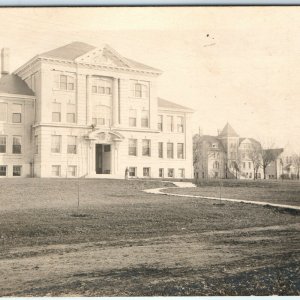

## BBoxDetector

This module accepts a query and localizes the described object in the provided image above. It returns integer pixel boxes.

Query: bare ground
[0,179,299,296]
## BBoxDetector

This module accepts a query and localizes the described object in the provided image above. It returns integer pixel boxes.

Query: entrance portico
[84,129,124,177]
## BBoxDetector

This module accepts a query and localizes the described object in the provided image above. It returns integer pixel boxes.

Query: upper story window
[128,139,137,156]
[12,136,22,154]
[12,104,22,123]
[158,115,163,131]
[158,142,163,158]
[51,135,61,153]
[0,103,7,122]
[52,102,61,122]
[92,105,111,127]
[166,116,173,132]
[213,161,220,169]
[142,139,151,156]
[129,109,137,127]
[0,136,6,153]
[141,110,149,128]
[177,143,184,159]
[67,103,76,123]
[92,78,112,95]
[177,116,184,133]
[130,80,149,99]
[67,136,77,154]
[167,142,174,159]
[54,73,75,91]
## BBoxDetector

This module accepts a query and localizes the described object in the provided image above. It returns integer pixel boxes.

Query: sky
[0,7,300,150]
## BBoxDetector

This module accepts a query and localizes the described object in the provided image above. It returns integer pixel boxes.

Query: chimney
[1,48,9,76]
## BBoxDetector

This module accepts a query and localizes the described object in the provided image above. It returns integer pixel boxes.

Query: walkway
[144,181,300,211]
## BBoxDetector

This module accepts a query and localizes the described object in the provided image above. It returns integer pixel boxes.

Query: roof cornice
[15,55,162,77]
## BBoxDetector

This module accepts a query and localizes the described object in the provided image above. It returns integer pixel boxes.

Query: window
[128,139,137,156]
[55,74,75,91]
[143,167,150,177]
[67,136,77,154]
[52,102,61,122]
[243,162,246,169]
[0,103,7,122]
[67,104,76,123]
[212,143,218,148]
[159,168,164,178]
[68,165,77,177]
[249,172,252,178]
[213,161,219,169]
[92,105,111,127]
[168,168,174,178]
[91,78,112,95]
[177,116,184,133]
[158,142,163,158]
[34,135,38,154]
[0,165,7,176]
[177,143,184,159]
[51,135,61,153]
[142,139,151,156]
[0,136,6,153]
[248,162,251,168]
[12,104,22,123]
[167,143,174,159]
[130,80,149,98]
[52,165,61,177]
[158,115,163,131]
[13,165,22,176]
[129,109,137,127]
[166,116,173,132]
[12,136,21,154]
[141,110,149,128]
[178,168,185,178]
[129,167,136,177]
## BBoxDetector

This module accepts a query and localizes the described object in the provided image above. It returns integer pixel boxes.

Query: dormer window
[212,143,218,148]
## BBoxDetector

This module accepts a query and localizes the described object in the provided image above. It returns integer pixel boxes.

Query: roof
[158,97,193,112]
[197,135,225,151]
[219,122,239,138]
[40,41,160,72]
[0,74,34,96]
[41,41,96,60]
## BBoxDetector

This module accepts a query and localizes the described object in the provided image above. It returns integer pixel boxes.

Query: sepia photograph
[0,6,299,296]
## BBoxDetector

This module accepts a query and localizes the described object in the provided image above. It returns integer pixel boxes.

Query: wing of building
[194,122,284,180]
[0,42,194,178]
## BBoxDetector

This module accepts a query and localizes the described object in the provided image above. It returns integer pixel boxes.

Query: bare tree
[261,149,277,179]
[248,143,262,179]
[292,153,300,180]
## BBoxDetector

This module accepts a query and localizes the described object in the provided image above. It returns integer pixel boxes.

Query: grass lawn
[0,178,299,296]
[165,179,300,207]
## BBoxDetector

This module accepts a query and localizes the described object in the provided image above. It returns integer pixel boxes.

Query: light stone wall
[12,59,194,179]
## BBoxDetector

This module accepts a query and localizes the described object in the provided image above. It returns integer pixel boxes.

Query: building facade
[0,42,194,179]
[194,123,283,180]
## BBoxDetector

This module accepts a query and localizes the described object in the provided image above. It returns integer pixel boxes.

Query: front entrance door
[95,144,111,174]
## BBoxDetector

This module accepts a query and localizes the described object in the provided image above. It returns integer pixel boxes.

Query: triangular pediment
[75,45,130,68]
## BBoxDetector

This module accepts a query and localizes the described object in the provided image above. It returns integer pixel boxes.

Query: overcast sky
[0,7,299,150]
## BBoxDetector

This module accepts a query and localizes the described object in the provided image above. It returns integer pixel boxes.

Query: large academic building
[0,42,194,178]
